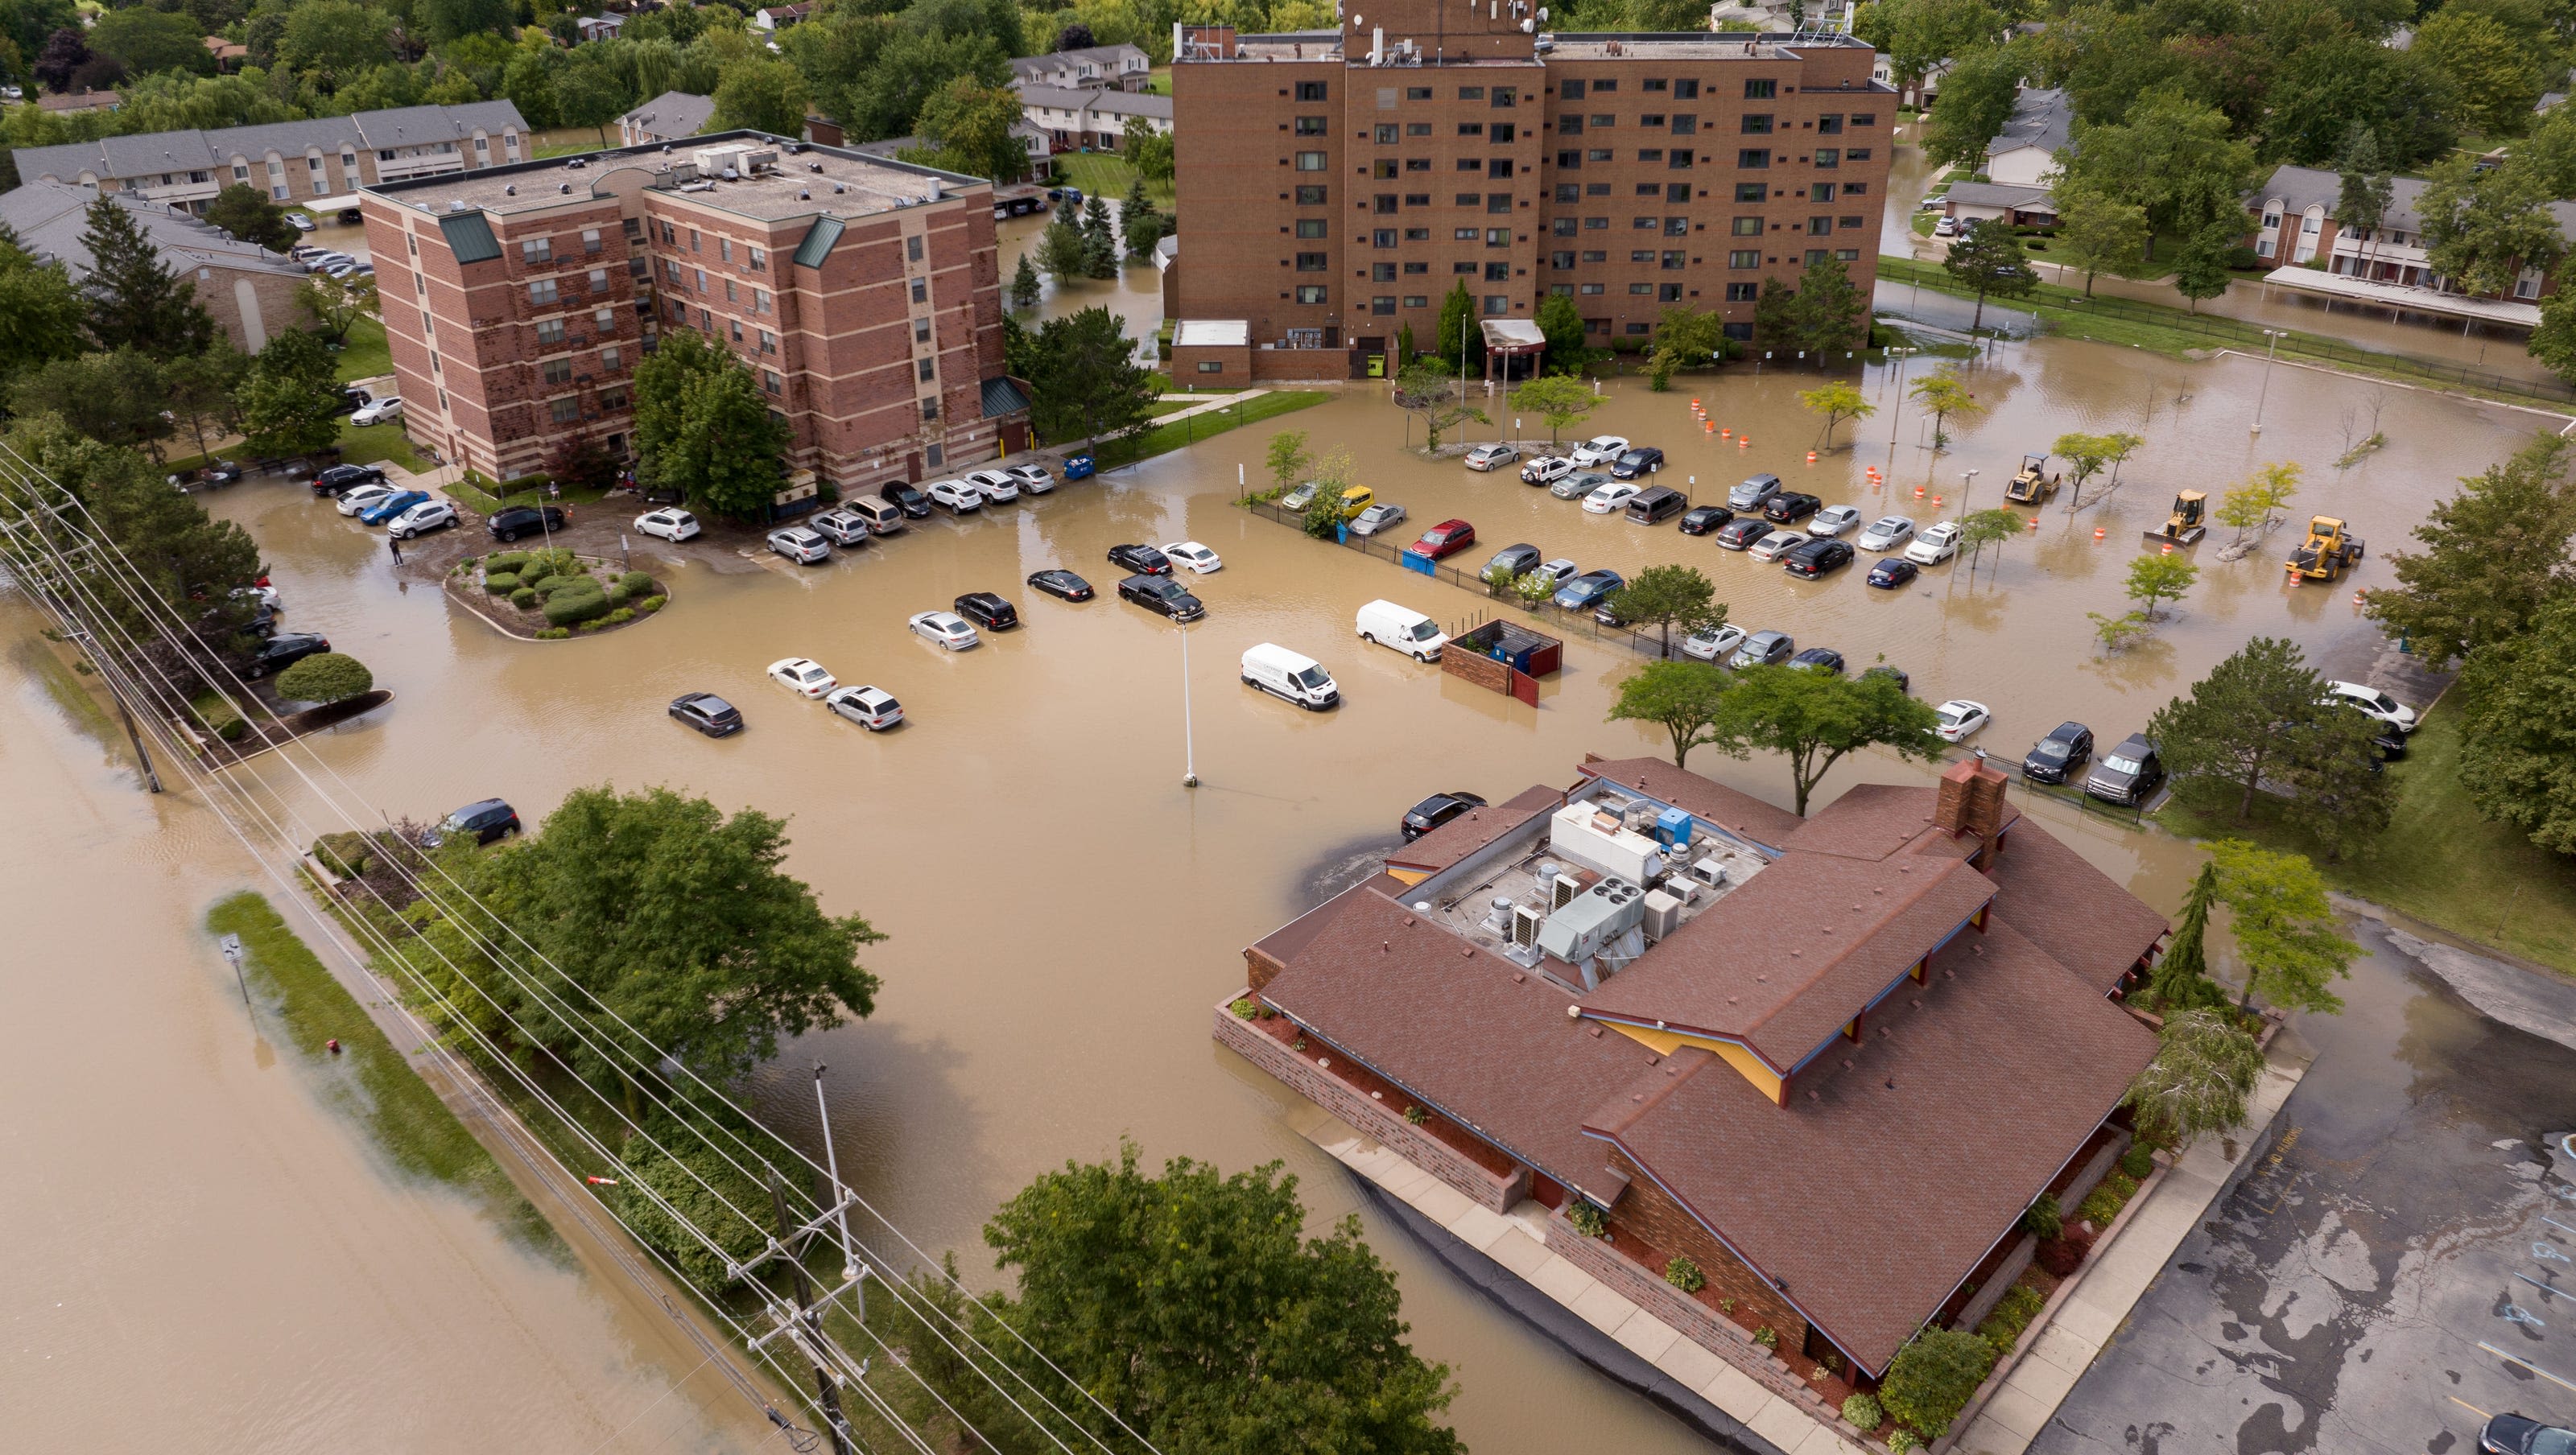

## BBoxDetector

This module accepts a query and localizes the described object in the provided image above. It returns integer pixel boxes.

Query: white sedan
[1581,480,1642,514]
[1747,529,1805,562]
[635,508,701,542]
[1349,503,1409,536]
[964,469,1021,503]
[1931,699,1992,743]
[1681,623,1747,662]
[908,610,980,649]
[1162,541,1223,574]
[1905,520,1963,565]
[1570,435,1631,467]
[1809,505,1864,537]
[767,657,837,698]
[351,396,403,426]
[1857,515,1917,552]
[1005,463,1056,494]
[1465,443,1520,472]
[336,483,398,517]
[927,480,983,513]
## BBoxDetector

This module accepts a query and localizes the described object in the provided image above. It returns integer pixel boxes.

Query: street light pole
[2251,328,2288,434]
[811,1064,861,1285]
[1959,467,1979,517]
[1179,626,1198,788]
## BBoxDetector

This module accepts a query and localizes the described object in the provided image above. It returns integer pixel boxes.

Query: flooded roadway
[6,318,2552,1451]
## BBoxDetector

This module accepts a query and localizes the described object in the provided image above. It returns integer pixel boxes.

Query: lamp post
[1179,625,1198,788]
[2251,328,2288,435]
[1959,467,1979,517]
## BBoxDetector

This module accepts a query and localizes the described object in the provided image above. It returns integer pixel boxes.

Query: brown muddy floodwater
[6,328,2552,1452]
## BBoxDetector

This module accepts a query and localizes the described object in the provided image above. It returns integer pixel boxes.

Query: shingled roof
[1386,784,1566,877]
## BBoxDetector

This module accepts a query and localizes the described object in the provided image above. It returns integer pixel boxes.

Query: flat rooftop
[364,130,985,224]
[1209,29,1880,64]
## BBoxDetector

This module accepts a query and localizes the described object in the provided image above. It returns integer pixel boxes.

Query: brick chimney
[1934,759,2011,841]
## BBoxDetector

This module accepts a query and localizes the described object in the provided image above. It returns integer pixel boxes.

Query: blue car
[1553,569,1624,611]
[1062,453,1096,481]
[359,488,428,526]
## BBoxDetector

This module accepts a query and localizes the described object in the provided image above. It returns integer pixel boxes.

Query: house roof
[1988,85,2070,159]
[1981,818,2168,991]
[1574,756,1805,851]
[621,90,715,141]
[0,179,303,282]
[1781,781,2016,863]
[37,90,119,113]
[1015,84,1174,120]
[13,101,526,186]
[980,376,1031,418]
[2249,162,2576,239]
[1942,180,2058,213]
[1009,43,1151,81]
[1172,318,1249,348]
[1387,784,1566,876]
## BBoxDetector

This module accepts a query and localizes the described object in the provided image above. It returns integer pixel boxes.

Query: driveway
[2031,918,2576,1454]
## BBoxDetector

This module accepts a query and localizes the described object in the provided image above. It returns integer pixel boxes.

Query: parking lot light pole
[1960,468,1979,516]
[1179,626,1198,788]
[2252,328,2289,434]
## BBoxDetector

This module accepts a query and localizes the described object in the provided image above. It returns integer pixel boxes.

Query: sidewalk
[1154,389,1268,423]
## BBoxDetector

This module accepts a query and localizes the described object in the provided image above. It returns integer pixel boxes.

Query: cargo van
[1242,643,1340,710]
[1354,599,1448,662]
[846,496,904,534]
[1624,486,1687,526]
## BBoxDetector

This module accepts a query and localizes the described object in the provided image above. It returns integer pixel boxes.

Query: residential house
[1009,43,1154,93]
[1218,755,2165,1383]
[1941,180,2058,229]
[2248,162,2576,317]
[1984,85,2069,187]
[10,101,529,217]
[618,90,715,147]
[752,3,812,31]
[848,125,1049,184]
[1018,84,1173,154]
[203,36,248,72]
[1872,52,1946,107]
[37,89,120,115]
[575,14,625,40]
[0,179,308,352]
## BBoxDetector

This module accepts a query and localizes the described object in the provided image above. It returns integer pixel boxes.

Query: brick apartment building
[1167,4,1892,377]
[358,132,1028,487]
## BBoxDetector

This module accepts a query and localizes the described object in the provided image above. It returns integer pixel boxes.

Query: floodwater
[5,321,2549,1452]
[998,211,1169,348]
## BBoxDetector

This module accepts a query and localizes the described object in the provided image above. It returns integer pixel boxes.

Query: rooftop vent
[808,161,823,172]
[504,183,516,195]
[799,189,809,200]
[558,183,571,194]
[446,199,468,212]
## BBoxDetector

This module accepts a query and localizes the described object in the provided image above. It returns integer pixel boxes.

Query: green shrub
[577,616,609,632]
[605,583,630,606]
[312,830,372,878]
[485,550,531,573]
[191,690,246,742]
[1566,1202,1607,1238]
[1752,1325,1779,1349]
[510,587,539,610]
[1889,1428,1924,1453]
[2120,1144,2156,1180]
[2078,1170,2140,1226]
[1403,1103,1428,1125]
[2020,1193,2062,1242]
[603,607,634,625]
[1975,1283,2046,1356]
[543,587,611,626]
[1880,1328,1996,1437]
[640,594,667,612]
[275,652,374,704]
[483,571,520,594]
[1664,1255,1706,1293]
[619,571,655,593]
[535,626,571,639]
[1841,1392,1883,1431]
[528,573,584,597]
[1229,998,1257,1019]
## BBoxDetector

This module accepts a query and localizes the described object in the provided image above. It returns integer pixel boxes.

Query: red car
[1412,518,1476,560]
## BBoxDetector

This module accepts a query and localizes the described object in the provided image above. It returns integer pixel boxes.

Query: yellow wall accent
[1386,866,1430,888]
[1600,1021,1785,1105]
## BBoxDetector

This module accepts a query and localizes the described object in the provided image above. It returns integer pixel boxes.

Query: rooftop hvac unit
[1536,879,1648,969]
[1512,903,1545,948]
[1552,872,1582,910]
[1641,889,1684,942]
[1484,896,1516,933]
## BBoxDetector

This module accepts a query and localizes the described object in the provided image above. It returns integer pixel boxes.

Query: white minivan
[1242,643,1340,711]
[1354,599,1448,662]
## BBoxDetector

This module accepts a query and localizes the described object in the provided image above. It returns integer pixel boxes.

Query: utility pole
[766,1170,857,1455]
[811,1064,861,1284]
[109,674,163,793]
[1179,625,1199,788]
[2251,328,2288,435]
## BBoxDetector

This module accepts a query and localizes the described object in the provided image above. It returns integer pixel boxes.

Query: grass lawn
[1096,390,1328,468]
[1145,68,1172,95]
[1052,151,1174,208]
[1912,212,1937,236]
[2155,710,2576,975]
[207,891,552,1243]
[336,419,426,473]
[446,476,615,514]
[333,313,391,384]
[529,125,614,159]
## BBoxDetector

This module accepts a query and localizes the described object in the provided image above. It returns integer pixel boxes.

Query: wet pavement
[2032,917,2576,1455]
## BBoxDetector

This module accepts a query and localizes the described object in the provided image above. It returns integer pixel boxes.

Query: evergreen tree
[1535,291,1587,374]
[1433,279,1480,372]
[1026,305,1154,446]
[2146,864,2227,1012]
[1079,194,1118,278]
[1119,175,1165,262]
[1036,218,1088,282]
[80,196,215,359]
[1009,253,1042,309]
[1785,251,1868,357]
[237,328,343,458]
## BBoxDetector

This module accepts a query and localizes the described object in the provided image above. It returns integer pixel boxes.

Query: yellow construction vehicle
[2286,515,2365,583]
[2144,491,2208,546]
[2005,453,2060,505]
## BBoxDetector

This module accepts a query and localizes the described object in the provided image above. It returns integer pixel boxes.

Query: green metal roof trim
[793,216,844,269]
[980,376,1030,418]
[436,211,502,264]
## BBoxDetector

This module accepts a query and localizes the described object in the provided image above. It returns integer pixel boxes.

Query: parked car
[805,508,871,546]
[1934,215,1959,237]
[1552,569,1624,611]
[312,463,386,495]
[908,610,981,649]
[1581,480,1643,515]
[197,460,244,487]
[1026,568,1094,601]
[1411,519,1476,559]
[767,526,831,564]
[1356,599,1449,661]
[926,479,983,513]
[1530,558,1580,589]
[879,482,931,518]
[1809,505,1864,536]
[357,489,427,526]
[954,591,1020,629]
[1609,446,1667,480]
[1552,469,1612,501]
[1465,443,1520,472]
[485,505,565,542]
[1748,529,1805,563]
[634,507,701,541]
[334,385,371,417]
[2477,1412,2576,1454]
[1859,515,1917,551]
[1242,642,1340,710]
[1569,435,1630,467]
[1338,484,1376,515]
[386,500,458,538]
[1782,538,1854,578]
[2324,680,2419,732]
[824,684,904,731]
[767,657,838,698]
[1682,623,1747,662]
[1625,487,1688,526]
[1484,542,1543,579]
[1162,541,1223,573]
[1108,542,1170,575]
[1763,491,1822,524]
[1905,520,1963,564]
[1679,505,1734,536]
[2086,734,2165,806]
[1350,502,1410,536]
[1401,791,1488,842]
[337,483,399,517]
[1863,664,1912,694]
[1118,573,1204,621]
[422,798,518,847]
[1730,630,1794,668]
[1728,472,1783,510]
[1792,647,1846,674]
[243,632,332,678]
[2022,722,2094,784]
[1280,480,1319,511]
[1062,452,1096,480]
[1006,463,1057,494]
[350,396,403,426]
[847,497,905,534]
[669,691,744,736]
[964,469,1021,503]
[1932,699,1992,743]
[284,211,316,233]
[1521,454,1575,486]
[1866,558,1919,589]
[1713,517,1770,550]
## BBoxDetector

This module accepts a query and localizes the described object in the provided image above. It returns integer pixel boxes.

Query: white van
[1355,600,1449,662]
[847,496,904,534]
[1242,643,1340,711]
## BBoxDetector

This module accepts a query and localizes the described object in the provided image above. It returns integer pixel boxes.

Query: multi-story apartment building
[11,101,528,217]
[359,131,1026,488]
[1167,5,1892,377]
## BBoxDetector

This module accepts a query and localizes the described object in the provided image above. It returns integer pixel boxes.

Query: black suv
[1609,446,1666,480]
[1763,492,1823,524]
[668,691,744,737]
[312,463,386,496]
[1679,505,1733,536]
[423,798,521,847]
[955,591,1020,629]
[2022,722,2094,784]
[1484,542,1543,579]
[485,505,566,542]
[242,632,331,678]
[1781,538,1854,578]
[2085,734,2165,806]
[1117,574,1203,621]
[879,481,931,518]
[1401,791,1488,842]
[1108,543,1171,575]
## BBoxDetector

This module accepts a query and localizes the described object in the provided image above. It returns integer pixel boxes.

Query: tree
[553,50,631,147]
[1009,253,1042,309]
[1955,506,2021,583]
[0,229,84,399]
[1079,193,1118,278]
[1035,216,1088,282]
[2334,122,2396,285]
[1785,250,1869,357]
[1796,381,1874,451]
[1608,659,1735,767]
[708,56,809,135]
[237,328,345,459]
[162,347,249,463]
[2415,5,2549,138]
[2,411,262,644]
[630,330,792,519]
[1127,127,1174,184]
[1880,1327,1996,1441]
[2145,863,2227,1012]
[2124,551,2198,620]
[1027,305,1154,447]
[2053,431,2143,508]
[2274,707,2396,862]
[1265,428,1311,495]
[80,196,215,359]
[1752,275,1798,350]
[2171,218,2236,312]
[547,435,620,497]
[2263,35,2456,171]
[916,76,1029,183]
[12,350,173,457]
[1433,279,1480,373]
[1536,291,1587,374]
[89,7,214,80]
[2363,433,2576,667]
[1908,365,1983,451]
[1119,175,1166,262]
[2208,839,2357,1014]
[419,0,517,44]
[203,183,298,253]
[2418,152,2569,301]
[1709,664,1944,815]
[1646,303,1723,390]
[1942,219,2038,333]
[1919,41,2025,170]
[2215,462,2300,545]
[2053,188,2148,298]
[273,651,374,703]
[31,26,88,93]
[275,0,393,91]
[2123,1009,2266,1147]
[2056,86,2259,252]
[2149,637,2326,822]
[297,274,374,346]
[1605,563,1719,658]
[2456,591,2576,854]
[1855,0,2012,105]
[2089,609,2154,653]
[1390,359,1484,452]
[1510,373,1598,445]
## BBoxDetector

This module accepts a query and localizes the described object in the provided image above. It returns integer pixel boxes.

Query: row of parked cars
[758,459,1096,563]
[291,244,375,283]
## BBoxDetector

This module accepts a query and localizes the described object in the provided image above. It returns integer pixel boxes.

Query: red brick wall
[1600,1148,1806,1337]
[1441,647,1512,695]
[1171,340,1250,383]
[1249,348,1349,381]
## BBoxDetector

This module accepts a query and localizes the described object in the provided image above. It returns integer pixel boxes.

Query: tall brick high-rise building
[359,132,1028,487]
[1167,6,1892,379]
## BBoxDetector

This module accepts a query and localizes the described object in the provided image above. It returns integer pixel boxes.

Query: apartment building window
[1372,295,1397,314]
[601,344,621,371]
[1297,80,1327,101]
[1558,150,1582,170]
[522,235,555,269]
[910,277,927,303]
[551,398,580,424]
[1488,157,1513,179]
[1815,149,1839,169]
[1561,78,1586,100]
[1407,121,1433,135]
[589,268,609,292]
[1375,159,1399,179]
[1812,182,1836,202]
[1294,151,1327,170]
[1551,249,1575,268]
[1665,216,1690,237]
[1576,283,1603,295]
[1295,116,1327,135]
[1459,86,1484,100]
[1852,113,1878,128]
[1744,78,1776,98]
[1642,113,1666,127]
[1486,194,1513,213]
[1739,149,1771,168]
[694,268,707,291]
[1457,122,1484,138]
[233,164,248,179]
[1673,115,1698,135]
[748,246,766,270]
[1560,116,1584,136]
[1806,249,1831,265]
[529,278,558,306]
[1807,216,1833,236]
[1407,85,1432,99]
[1487,226,1512,245]
[663,259,683,286]
[763,369,782,394]
[1375,229,1398,246]
[658,221,675,245]
[1406,227,1431,240]
[1555,183,1579,203]
[1295,285,1327,303]
[1376,124,1399,142]
[1552,217,1578,237]
[918,357,936,381]
[1404,294,1429,307]
[1729,249,1760,267]
[1295,252,1329,270]
[582,228,603,254]
[1658,282,1683,301]
[1732,215,1764,236]
[1630,248,1656,262]
[1847,148,1872,162]
[1406,192,1430,205]
[914,318,931,342]
[1455,158,1483,172]
[753,287,770,313]
[1843,181,1868,195]
[758,328,777,353]
[689,228,700,252]
[921,398,939,422]
[1458,227,1484,241]
[1492,87,1516,107]
[1658,250,1683,270]
[1296,218,1328,239]
[720,239,733,262]
[1491,122,1516,143]
[1591,114,1616,127]
[543,358,572,385]
[595,308,615,332]
[1838,248,1861,261]
[1454,261,1477,273]
[1583,249,1607,262]
[1840,216,1865,229]
[1725,282,1758,302]
[600,386,626,411]
[423,309,435,335]
[1593,79,1617,92]
[1484,261,1509,281]
[729,319,745,344]
[1373,262,1397,282]
[1675,78,1699,99]
[1376,193,1400,212]
[1456,192,1481,207]
[1484,295,1509,313]
[1403,260,1427,274]
[1636,183,1662,196]
[1639,149,1663,163]
[906,235,924,262]
[1585,216,1609,229]
[1817,114,1843,135]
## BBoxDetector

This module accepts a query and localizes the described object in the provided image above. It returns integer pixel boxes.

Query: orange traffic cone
[2161,542,2174,555]
[1913,485,1925,499]
[2026,517,2038,531]
[1721,427,1733,439]
[2093,527,2106,541]
[1806,451,1818,463]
